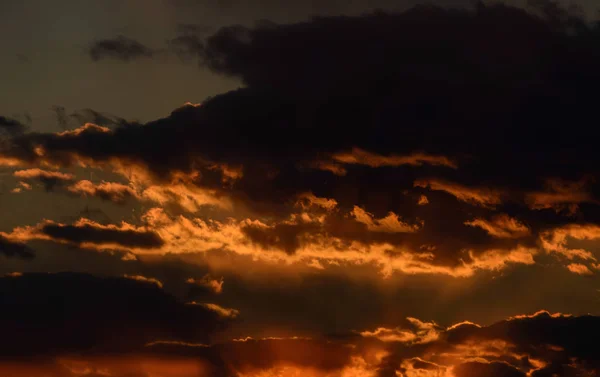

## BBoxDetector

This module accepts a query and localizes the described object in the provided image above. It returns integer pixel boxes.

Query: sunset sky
[1,0,600,376]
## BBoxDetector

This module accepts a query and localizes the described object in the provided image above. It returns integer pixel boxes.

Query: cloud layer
[2,3,600,278]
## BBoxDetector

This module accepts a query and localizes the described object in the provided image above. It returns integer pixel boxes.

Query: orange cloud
[56,123,111,137]
[566,263,593,275]
[2,207,539,278]
[309,160,348,176]
[297,192,338,211]
[525,178,595,214]
[414,179,502,208]
[192,302,240,319]
[1,218,164,252]
[464,214,530,238]
[540,224,600,261]
[11,181,32,193]
[332,148,457,169]
[360,318,441,344]
[13,168,74,181]
[417,195,429,205]
[187,275,225,294]
[351,206,422,233]
[123,274,164,288]
[68,180,138,203]
[0,156,25,167]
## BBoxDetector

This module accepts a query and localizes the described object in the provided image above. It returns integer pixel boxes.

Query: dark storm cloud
[2,3,600,273]
[88,35,155,62]
[0,236,34,259]
[0,272,232,357]
[40,223,164,249]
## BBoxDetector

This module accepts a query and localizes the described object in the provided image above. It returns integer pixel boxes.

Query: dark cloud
[0,236,34,259]
[0,116,26,137]
[89,35,155,62]
[378,311,600,376]
[40,222,164,249]
[2,3,600,274]
[122,311,600,376]
[0,272,232,357]
[51,105,69,131]
[0,303,597,376]
[241,221,321,255]
[70,108,128,128]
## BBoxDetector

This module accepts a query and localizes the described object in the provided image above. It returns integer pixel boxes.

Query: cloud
[240,219,321,255]
[381,310,600,377]
[417,195,429,205]
[1,3,600,280]
[566,263,592,275]
[360,317,441,344]
[2,218,164,251]
[525,178,596,215]
[187,274,224,294]
[0,235,34,259]
[68,180,138,204]
[13,168,74,191]
[1,207,539,278]
[196,302,240,319]
[89,35,155,62]
[330,148,457,169]
[0,272,234,357]
[351,206,422,233]
[539,224,600,265]
[414,178,503,208]
[123,274,164,288]
[465,214,530,239]
[0,308,598,376]
[297,192,338,211]
[0,116,27,137]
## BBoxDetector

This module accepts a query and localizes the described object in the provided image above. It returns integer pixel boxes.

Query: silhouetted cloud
[89,35,155,62]
[0,235,34,259]
[40,222,164,249]
[0,272,233,357]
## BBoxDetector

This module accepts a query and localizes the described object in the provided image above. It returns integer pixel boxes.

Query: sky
[1,1,600,376]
